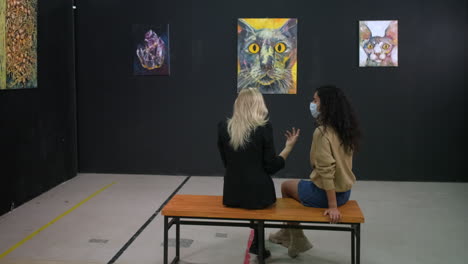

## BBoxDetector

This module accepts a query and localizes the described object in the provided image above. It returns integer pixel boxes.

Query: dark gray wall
[0,0,77,215]
[76,0,467,182]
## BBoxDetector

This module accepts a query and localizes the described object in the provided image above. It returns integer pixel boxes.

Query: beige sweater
[309,126,356,192]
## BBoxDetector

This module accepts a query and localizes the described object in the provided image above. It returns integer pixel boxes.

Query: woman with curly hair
[269,85,362,258]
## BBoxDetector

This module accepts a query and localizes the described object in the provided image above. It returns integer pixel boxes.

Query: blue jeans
[298,180,351,208]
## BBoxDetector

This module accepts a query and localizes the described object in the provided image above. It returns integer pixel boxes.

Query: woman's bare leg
[279,180,313,257]
[281,180,301,201]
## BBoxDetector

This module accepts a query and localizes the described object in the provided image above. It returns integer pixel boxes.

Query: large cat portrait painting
[133,24,170,76]
[237,18,297,94]
[359,20,398,67]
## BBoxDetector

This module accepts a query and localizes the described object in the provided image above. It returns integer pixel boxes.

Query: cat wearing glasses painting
[359,21,398,67]
[237,19,297,94]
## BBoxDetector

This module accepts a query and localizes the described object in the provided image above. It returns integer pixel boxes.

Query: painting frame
[132,23,171,76]
[0,0,38,90]
[359,20,398,67]
[237,18,298,94]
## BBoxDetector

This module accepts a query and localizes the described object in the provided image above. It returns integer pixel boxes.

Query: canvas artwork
[359,20,398,67]
[0,0,38,90]
[133,24,170,76]
[237,18,297,94]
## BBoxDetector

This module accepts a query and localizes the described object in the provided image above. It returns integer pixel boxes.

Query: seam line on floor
[107,175,191,264]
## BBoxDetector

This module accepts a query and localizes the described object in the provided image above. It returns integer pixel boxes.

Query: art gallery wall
[76,0,467,182]
[0,0,77,215]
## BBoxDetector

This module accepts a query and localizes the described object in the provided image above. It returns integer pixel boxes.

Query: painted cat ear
[385,21,398,45]
[359,22,372,43]
[280,19,297,38]
[238,19,255,35]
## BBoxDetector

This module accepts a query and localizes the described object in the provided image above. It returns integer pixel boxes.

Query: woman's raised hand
[285,127,300,149]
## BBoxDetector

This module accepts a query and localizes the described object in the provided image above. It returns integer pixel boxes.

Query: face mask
[310,102,320,118]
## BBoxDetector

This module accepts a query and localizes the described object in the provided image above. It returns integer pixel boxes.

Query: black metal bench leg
[257,221,265,264]
[351,224,355,264]
[164,216,169,264]
[357,224,361,264]
[175,217,180,262]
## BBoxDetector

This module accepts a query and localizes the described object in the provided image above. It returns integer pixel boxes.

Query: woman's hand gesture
[285,127,300,150]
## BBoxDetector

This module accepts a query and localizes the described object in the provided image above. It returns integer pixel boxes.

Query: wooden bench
[162,194,365,264]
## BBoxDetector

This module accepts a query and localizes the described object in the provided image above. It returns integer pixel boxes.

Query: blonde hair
[227,88,269,150]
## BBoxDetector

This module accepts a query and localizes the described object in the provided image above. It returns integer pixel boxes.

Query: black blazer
[217,120,285,209]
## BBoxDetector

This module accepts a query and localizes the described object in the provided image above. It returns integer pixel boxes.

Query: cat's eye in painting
[274,42,286,53]
[248,43,260,54]
[367,43,374,49]
[382,43,390,50]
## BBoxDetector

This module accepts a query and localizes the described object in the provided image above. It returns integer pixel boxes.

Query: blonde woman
[217,88,300,259]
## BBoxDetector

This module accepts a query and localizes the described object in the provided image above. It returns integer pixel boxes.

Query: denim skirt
[298,180,351,208]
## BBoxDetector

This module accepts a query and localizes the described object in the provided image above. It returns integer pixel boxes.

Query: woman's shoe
[268,228,290,248]
[288,229,313,258]
[249,231,271,259]
[249,245,271,259]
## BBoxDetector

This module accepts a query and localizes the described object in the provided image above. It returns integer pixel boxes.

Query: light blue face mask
[310,102,320,118]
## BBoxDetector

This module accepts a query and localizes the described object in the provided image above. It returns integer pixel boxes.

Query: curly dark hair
[316,85,361,153]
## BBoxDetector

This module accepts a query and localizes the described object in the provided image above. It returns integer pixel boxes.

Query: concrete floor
[0,174,467,264]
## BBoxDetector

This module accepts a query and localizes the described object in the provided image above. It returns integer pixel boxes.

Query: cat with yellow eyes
[237,19,297,94]
[359,21,398,67]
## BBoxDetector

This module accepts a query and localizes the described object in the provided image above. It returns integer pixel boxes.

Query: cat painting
[237,18,297,94]
[359,20,398,67]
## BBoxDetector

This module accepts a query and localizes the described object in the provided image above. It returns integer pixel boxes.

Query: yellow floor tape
[0,182,116,259]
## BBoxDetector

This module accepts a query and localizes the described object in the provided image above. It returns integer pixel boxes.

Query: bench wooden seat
[162,194,364,264]
[162,194,365,223]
